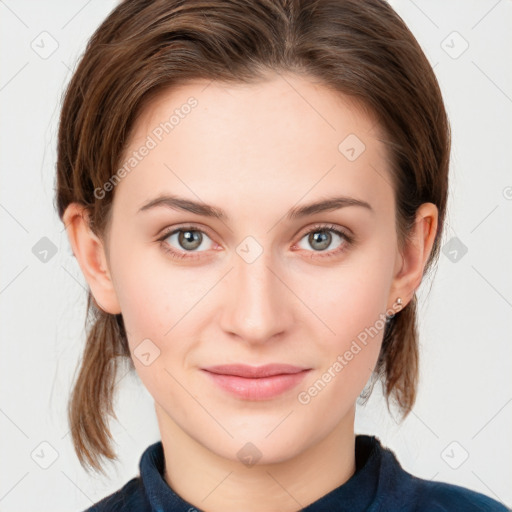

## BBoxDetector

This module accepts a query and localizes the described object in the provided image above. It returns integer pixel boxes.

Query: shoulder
[373,439,508,511]
[409,477,509,512]
[81,477,149,512]
[386,459,508,511]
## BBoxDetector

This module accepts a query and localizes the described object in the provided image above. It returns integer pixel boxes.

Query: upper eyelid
[303,223,351,236]
[159,223,216,242]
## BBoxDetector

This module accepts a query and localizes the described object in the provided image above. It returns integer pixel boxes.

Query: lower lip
[202,370,311,400]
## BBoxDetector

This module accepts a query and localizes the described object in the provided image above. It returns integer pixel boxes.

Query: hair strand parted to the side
[56,0,450,473]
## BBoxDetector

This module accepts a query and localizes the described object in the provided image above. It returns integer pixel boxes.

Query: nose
[218,245,295,346]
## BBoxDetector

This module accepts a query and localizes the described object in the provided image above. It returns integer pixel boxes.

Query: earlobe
[62,203,122,315]
[389,203,438,308]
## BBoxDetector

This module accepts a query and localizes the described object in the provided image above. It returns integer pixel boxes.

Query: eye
[295,224,353,258]
[157,223,354,261]
[157,225,216,260]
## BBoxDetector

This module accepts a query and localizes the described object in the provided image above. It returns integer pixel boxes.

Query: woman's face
[104,72,403,464]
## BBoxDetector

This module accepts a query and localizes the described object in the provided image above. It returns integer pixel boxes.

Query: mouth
[201,363,311,400]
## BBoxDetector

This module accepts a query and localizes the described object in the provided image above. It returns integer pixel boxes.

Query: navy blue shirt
[84,435,507,511]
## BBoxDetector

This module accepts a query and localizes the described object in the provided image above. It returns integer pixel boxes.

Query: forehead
[113,73,393,218]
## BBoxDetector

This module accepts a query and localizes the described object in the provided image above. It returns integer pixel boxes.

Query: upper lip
[202,364,310,378]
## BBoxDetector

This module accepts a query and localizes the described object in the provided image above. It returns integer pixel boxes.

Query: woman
[56,0,507,510]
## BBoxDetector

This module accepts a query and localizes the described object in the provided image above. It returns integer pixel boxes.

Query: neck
[156,404,357,512]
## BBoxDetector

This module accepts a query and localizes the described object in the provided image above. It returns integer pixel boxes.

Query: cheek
[110,248,207,385]
[114,274,167,342]
[110,234,184,336]
[113,269,186,408]
[108,245,176,369]
[303,240,394,388]
[299,280,386,413]
[312,249,394,344]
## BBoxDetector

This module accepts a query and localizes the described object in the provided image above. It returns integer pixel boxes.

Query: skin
[63,72,438,512]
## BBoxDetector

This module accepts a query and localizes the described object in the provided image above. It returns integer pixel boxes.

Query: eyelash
[156,223,354,261]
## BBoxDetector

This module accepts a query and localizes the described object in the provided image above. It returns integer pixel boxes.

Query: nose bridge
[220,240,292,343]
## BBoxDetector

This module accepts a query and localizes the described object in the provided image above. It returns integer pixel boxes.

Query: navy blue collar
[140,434,383,511]
[88,433,508,511]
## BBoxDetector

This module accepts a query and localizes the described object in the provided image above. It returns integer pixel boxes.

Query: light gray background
[1,1,511,511]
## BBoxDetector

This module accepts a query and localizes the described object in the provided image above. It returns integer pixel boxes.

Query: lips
[201,363,309,378]
[201,363,311,400]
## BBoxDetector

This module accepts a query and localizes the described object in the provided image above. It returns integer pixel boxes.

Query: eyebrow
[137,194,374,221]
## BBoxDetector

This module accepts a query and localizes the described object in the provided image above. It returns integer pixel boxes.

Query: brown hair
[55,0,450,474]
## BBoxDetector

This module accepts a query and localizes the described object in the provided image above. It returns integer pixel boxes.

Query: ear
[388,202,438,309]
[62,203,121,315]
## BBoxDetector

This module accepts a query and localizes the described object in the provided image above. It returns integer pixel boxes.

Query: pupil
[180,230,201,250]
[310,230,330,251]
